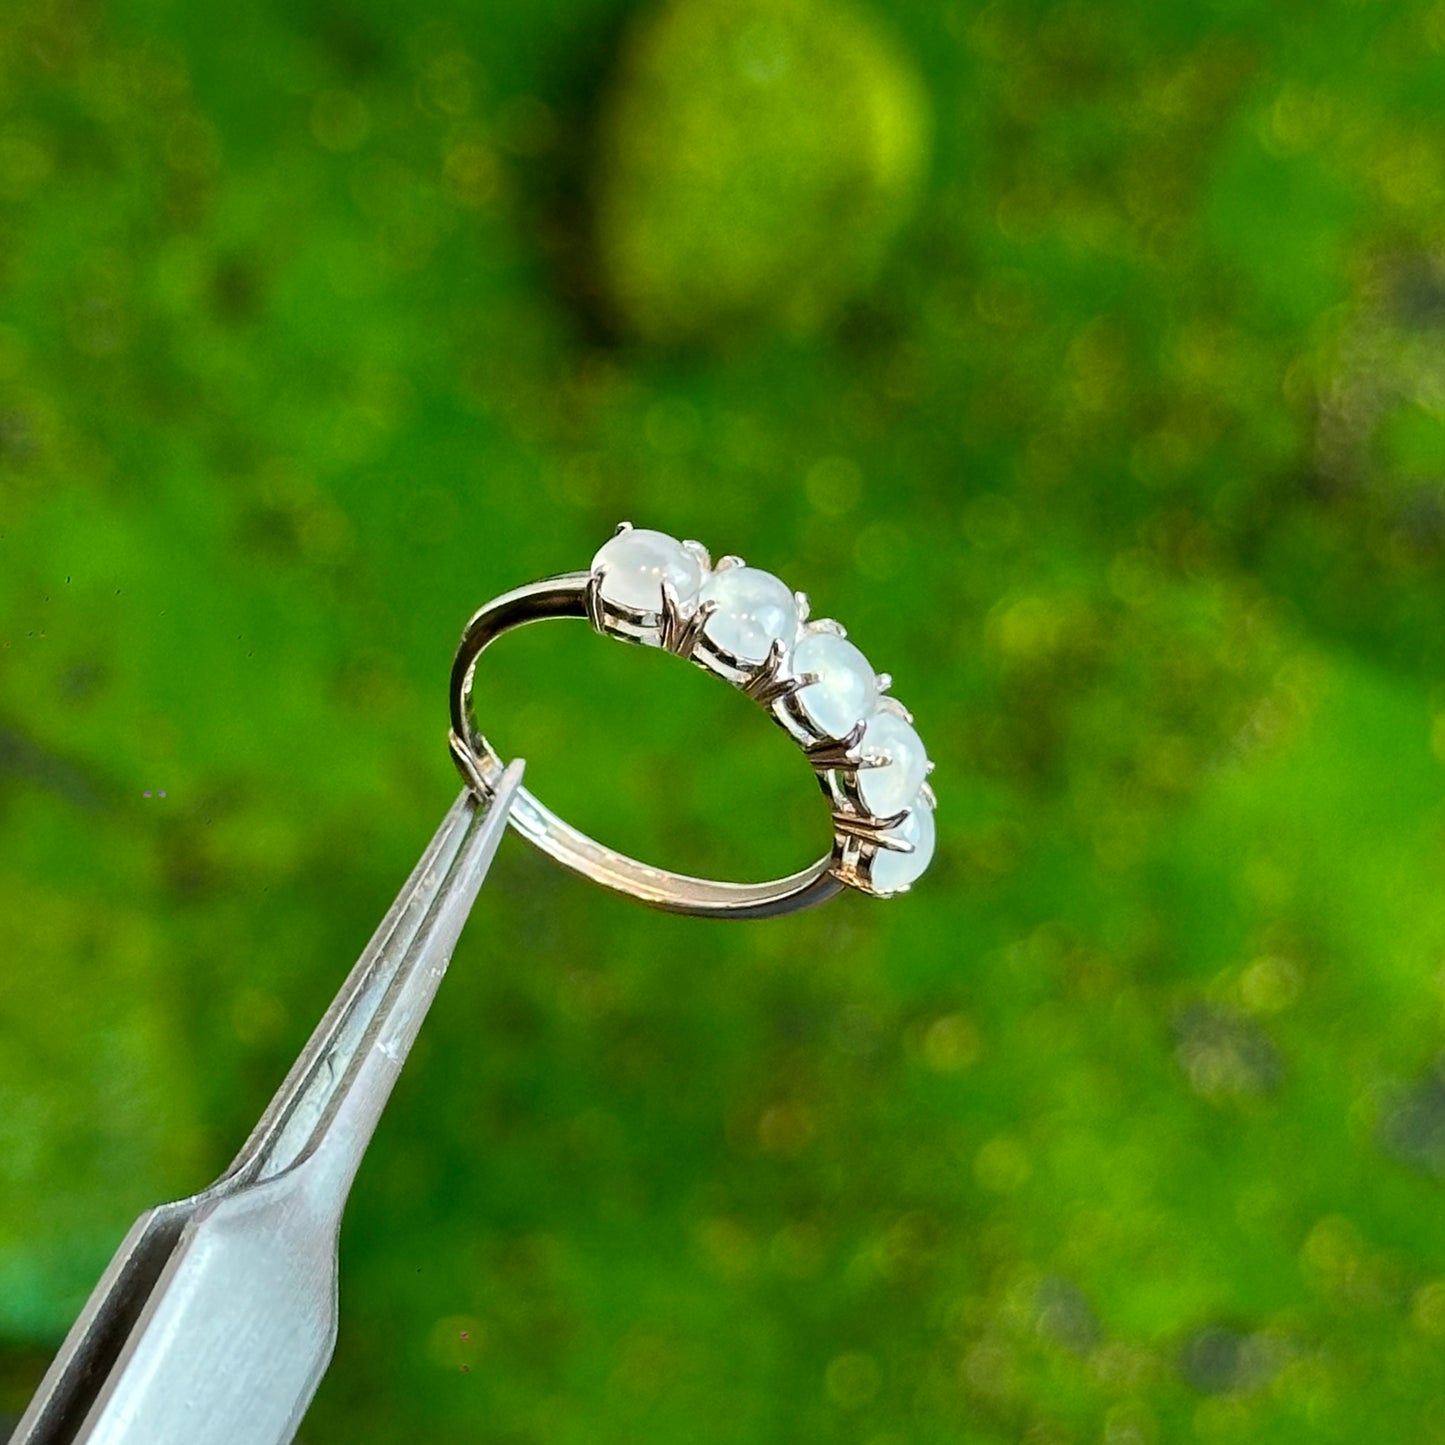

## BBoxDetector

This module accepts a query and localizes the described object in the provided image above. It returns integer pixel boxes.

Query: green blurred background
[5,0,1445,1438]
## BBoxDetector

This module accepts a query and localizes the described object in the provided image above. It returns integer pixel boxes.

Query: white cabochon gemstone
[792,631,878,739]
[870,794,936,893]
[700,566,799,664]
[592,528,703,613]
[858,710,929,819]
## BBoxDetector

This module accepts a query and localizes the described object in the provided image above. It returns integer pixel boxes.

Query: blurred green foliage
[592,0,929,344]
[4,0,1445,1442]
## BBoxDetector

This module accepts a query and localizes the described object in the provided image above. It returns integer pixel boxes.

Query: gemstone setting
[587,523,936,897]
[869,793,936,894]
[592,526,704,615]
[857,710,930,819]
[791,631,879,741]
[699,566,800,665]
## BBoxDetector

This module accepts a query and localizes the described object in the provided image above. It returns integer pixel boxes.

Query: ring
[448,524,937,920]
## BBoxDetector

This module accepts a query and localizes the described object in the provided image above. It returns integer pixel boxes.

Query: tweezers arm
[13,765,523,1445]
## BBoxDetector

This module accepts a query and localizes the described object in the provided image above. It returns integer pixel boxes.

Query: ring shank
[449,573,843,920]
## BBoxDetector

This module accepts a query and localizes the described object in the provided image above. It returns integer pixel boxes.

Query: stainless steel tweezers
[12,762,525,1445]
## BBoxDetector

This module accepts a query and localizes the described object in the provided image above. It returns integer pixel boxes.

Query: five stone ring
[448,525,936,920]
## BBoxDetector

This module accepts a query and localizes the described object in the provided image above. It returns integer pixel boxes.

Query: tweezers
[12,762,525,1445]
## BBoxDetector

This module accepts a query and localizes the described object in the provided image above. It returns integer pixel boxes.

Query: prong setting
[834,807,913,849]
[659,578,717,659]
[581,524,935,898]
[802,719,866,771]
[740,638,813,707]
[585,570,608,633]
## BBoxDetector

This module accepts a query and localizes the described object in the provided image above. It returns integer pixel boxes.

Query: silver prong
[682,538,711,571]
[804,719,867,771]
[794,590,811,624]
[659,575,683,648]
[875,672,892,693]
[689,597,719,644]
[832,813,878,844]
[660,579,714,658]
[919,781,937,808]
[877,695,914,724]
[805,617,846,639]
[659,575,684,646]
[614,520,634,536]
[857,747,892,772]
[715,554,746,572]
[742,638,806,707]
[833,807,911,848]
[585,570,608,632]
[925,759,936,775]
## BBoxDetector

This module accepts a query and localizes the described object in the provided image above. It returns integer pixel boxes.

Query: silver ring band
[448,528,935,920]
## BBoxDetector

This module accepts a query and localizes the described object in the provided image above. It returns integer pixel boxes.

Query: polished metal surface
[449,573,846,920]
[12,764,525,1445]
